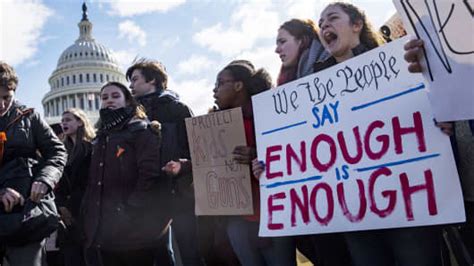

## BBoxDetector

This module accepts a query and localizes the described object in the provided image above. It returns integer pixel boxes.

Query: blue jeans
[226,218,295,266]
[345,226,442,266]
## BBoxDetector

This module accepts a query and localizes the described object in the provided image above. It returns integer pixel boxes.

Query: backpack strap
[6,108,34,130]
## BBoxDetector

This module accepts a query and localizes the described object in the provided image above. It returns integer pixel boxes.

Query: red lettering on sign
[266,145,283,179]
[337,180,367,222]
[268,192,286,230]
[369,167,396,218]
[393,111,426,154]
[290,185,309,226]
[400,169,437,221]
[286,141,307,176]
[311,134,337,172]
[310,182,334,226]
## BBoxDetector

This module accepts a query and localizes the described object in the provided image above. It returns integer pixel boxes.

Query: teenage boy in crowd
[126,59,202,265]
[0,61,67,266]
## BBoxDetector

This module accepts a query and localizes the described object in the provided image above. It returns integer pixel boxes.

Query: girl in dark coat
[82,82,172,266]
[55,108,95,266]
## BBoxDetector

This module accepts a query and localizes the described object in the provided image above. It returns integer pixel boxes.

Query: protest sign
[393,0,474,121]
[185,107,254,215]
[252,37,465,237]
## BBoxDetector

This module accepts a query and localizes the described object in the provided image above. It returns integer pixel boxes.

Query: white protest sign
[252,37,465,237]
[185,107,254,215]
[393,0,474,121]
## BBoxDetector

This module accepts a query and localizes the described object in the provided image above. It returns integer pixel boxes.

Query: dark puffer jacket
[137,90,194,197]
[0,101,66,208]
[82,118,171,250]
[137,90,192,162]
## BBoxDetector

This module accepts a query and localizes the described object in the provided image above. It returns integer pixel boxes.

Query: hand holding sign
[232,146,256,165]
[394,0,474,121]
[404,39,425,73]
[253,37,464,237]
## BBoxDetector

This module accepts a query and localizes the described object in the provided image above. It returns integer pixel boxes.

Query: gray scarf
[297,39,329,78]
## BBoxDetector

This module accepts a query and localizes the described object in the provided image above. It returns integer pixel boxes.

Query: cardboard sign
[393,0,474,121]
[185,107,254,215]
[252,37,465,237]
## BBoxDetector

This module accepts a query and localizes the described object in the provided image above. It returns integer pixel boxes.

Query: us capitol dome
[42,3,127,124]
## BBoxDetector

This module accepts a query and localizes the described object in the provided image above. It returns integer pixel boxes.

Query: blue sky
[0,0,396,116]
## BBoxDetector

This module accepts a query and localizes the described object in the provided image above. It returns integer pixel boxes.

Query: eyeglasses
[214,79,235,88]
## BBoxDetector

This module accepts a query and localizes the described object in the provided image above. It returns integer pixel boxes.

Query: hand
[30,181,48,203]
[1,188,25,212]
[58,207,74,226]
[232,146,256,165]
[162,160,184,176]
[252,158,265,180]
[404,38,424,73]
[435,121,454,136]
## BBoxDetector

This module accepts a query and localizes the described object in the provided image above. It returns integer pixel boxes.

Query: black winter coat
[137,91,193,163]
[82,119,171,250]
[0,101,66,211]
[56,142,91,218]
[137,91,194,198]
[55,141,91,245]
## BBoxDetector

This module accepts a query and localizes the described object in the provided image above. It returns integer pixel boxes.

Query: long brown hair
[327,2,385,50]
[277,19,321,85]
[280,19,320,52]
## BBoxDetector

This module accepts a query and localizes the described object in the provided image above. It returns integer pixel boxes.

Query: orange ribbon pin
[116,146,125,158]
[0,131,7,167]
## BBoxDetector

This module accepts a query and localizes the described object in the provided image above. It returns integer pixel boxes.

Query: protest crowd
[0,1,473,266]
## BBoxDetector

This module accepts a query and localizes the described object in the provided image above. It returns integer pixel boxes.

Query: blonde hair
[62,108,96,143]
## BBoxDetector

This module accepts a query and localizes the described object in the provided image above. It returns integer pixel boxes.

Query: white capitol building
[42,3,126,124]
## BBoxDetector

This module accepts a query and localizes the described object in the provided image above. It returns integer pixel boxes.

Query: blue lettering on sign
[336,165,350,181]
[312,101,340,129]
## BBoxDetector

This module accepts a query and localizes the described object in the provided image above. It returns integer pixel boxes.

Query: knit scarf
[98,106,134,132]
